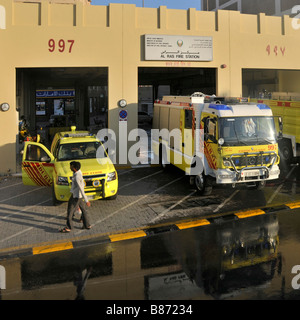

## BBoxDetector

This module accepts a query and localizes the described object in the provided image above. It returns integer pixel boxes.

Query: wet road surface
[1,207,300,300]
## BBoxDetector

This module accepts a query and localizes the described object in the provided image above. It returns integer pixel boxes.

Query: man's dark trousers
[66,195,91,230]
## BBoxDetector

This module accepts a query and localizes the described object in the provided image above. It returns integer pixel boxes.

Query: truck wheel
[279,139,292,164]
[52,185,60,206]
[195,174,212,195]
[106,192,118,200]
[159,145,169,170]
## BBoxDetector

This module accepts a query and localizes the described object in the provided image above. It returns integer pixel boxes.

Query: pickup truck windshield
[219,116,277,146]
[57,141,105,161]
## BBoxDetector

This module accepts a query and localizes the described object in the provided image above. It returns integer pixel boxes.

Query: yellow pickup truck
[22,126,118,205]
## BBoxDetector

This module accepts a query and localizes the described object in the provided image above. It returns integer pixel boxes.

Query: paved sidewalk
[0,166,190,256]
[0,165,299,258]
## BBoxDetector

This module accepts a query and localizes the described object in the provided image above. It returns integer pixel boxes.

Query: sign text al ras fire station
[144,34,213,61]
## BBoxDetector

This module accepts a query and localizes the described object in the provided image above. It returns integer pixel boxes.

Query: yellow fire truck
[251,93,300,164]
[152,93,281,195]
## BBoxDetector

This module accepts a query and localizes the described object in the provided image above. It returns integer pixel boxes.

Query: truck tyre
[195,173,212,195]
[279,139,292,165]
[159,145,169,170]
[52,185,60,206]
[106,192,118,200]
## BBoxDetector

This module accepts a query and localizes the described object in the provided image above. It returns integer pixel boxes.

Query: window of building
[241,0,275,15]
[281,0,298,12]
[219,0,232,6]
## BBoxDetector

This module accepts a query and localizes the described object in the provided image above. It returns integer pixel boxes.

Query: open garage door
[242,69,300,165]
[16,67,108,148]
[242,69,300,99]
[137,67,216,164]
[16,67,108,172]
[138,67,216,126]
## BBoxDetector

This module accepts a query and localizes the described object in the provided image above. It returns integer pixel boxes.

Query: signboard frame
[144,34,213,62]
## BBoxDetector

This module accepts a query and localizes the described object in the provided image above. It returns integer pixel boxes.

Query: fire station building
[0,0,300,174]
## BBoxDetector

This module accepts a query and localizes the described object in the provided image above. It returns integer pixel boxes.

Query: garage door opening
[16,67,108,148]
[137,67,216,163]
[138,67,216,127]
[242,69,300,99]
[16,67,108,172]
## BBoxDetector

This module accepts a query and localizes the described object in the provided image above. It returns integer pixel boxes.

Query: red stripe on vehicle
[23,162,42,185]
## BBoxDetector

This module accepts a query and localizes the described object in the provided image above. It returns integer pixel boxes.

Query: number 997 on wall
[48,39,75,53]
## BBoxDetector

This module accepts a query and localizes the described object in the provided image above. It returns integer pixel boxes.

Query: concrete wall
[0,0,300,173]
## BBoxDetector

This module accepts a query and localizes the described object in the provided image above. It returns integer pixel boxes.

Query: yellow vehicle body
[251,97,300,162]
[152,94,281,194]
[22,127,118,205]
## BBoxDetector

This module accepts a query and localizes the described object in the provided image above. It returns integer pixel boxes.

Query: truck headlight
[107,172,116,182]
[223,159,231,167]
[57,176,69,186]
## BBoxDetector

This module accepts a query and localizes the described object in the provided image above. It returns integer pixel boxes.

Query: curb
[0,200,299,260]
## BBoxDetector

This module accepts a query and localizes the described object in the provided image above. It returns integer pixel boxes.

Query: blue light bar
[257,104,270,110]
[209,104,232,111]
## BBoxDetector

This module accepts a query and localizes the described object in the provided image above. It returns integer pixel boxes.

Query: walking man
[60,161,92,232]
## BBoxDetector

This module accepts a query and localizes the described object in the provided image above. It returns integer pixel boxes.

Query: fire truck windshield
[219,116,277,146]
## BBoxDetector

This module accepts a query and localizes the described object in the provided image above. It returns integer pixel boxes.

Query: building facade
[1,0,300,174]
[202,0,299,16]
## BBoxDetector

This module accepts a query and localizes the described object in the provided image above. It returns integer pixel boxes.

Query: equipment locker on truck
[152,93,281,195]
[252,92,300,165]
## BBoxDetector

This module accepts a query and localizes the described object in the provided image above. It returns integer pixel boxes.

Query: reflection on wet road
[1,208,300,300]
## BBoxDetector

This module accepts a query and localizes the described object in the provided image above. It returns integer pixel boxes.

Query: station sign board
[145,34,213,62]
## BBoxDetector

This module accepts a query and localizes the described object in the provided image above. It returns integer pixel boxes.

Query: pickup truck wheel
[106,193,118,200]
[52,185,60,206]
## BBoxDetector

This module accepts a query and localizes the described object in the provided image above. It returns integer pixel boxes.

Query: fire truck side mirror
[278,117,283,131]
[277,117,283,140]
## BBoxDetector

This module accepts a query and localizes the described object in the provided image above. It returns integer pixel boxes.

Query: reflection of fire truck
[165,214,280,299]
[251,93,300,164]
[152,93,281,195]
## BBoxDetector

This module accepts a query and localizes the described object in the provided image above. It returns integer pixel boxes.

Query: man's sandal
[59,227,71,233]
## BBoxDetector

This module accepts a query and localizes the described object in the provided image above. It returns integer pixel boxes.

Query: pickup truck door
[22,142,55,186]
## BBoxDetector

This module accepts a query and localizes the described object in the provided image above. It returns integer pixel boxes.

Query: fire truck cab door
[183,109,194,158]
[22,142,55,186]
[203,117,218,170]
[204,117,218,143]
